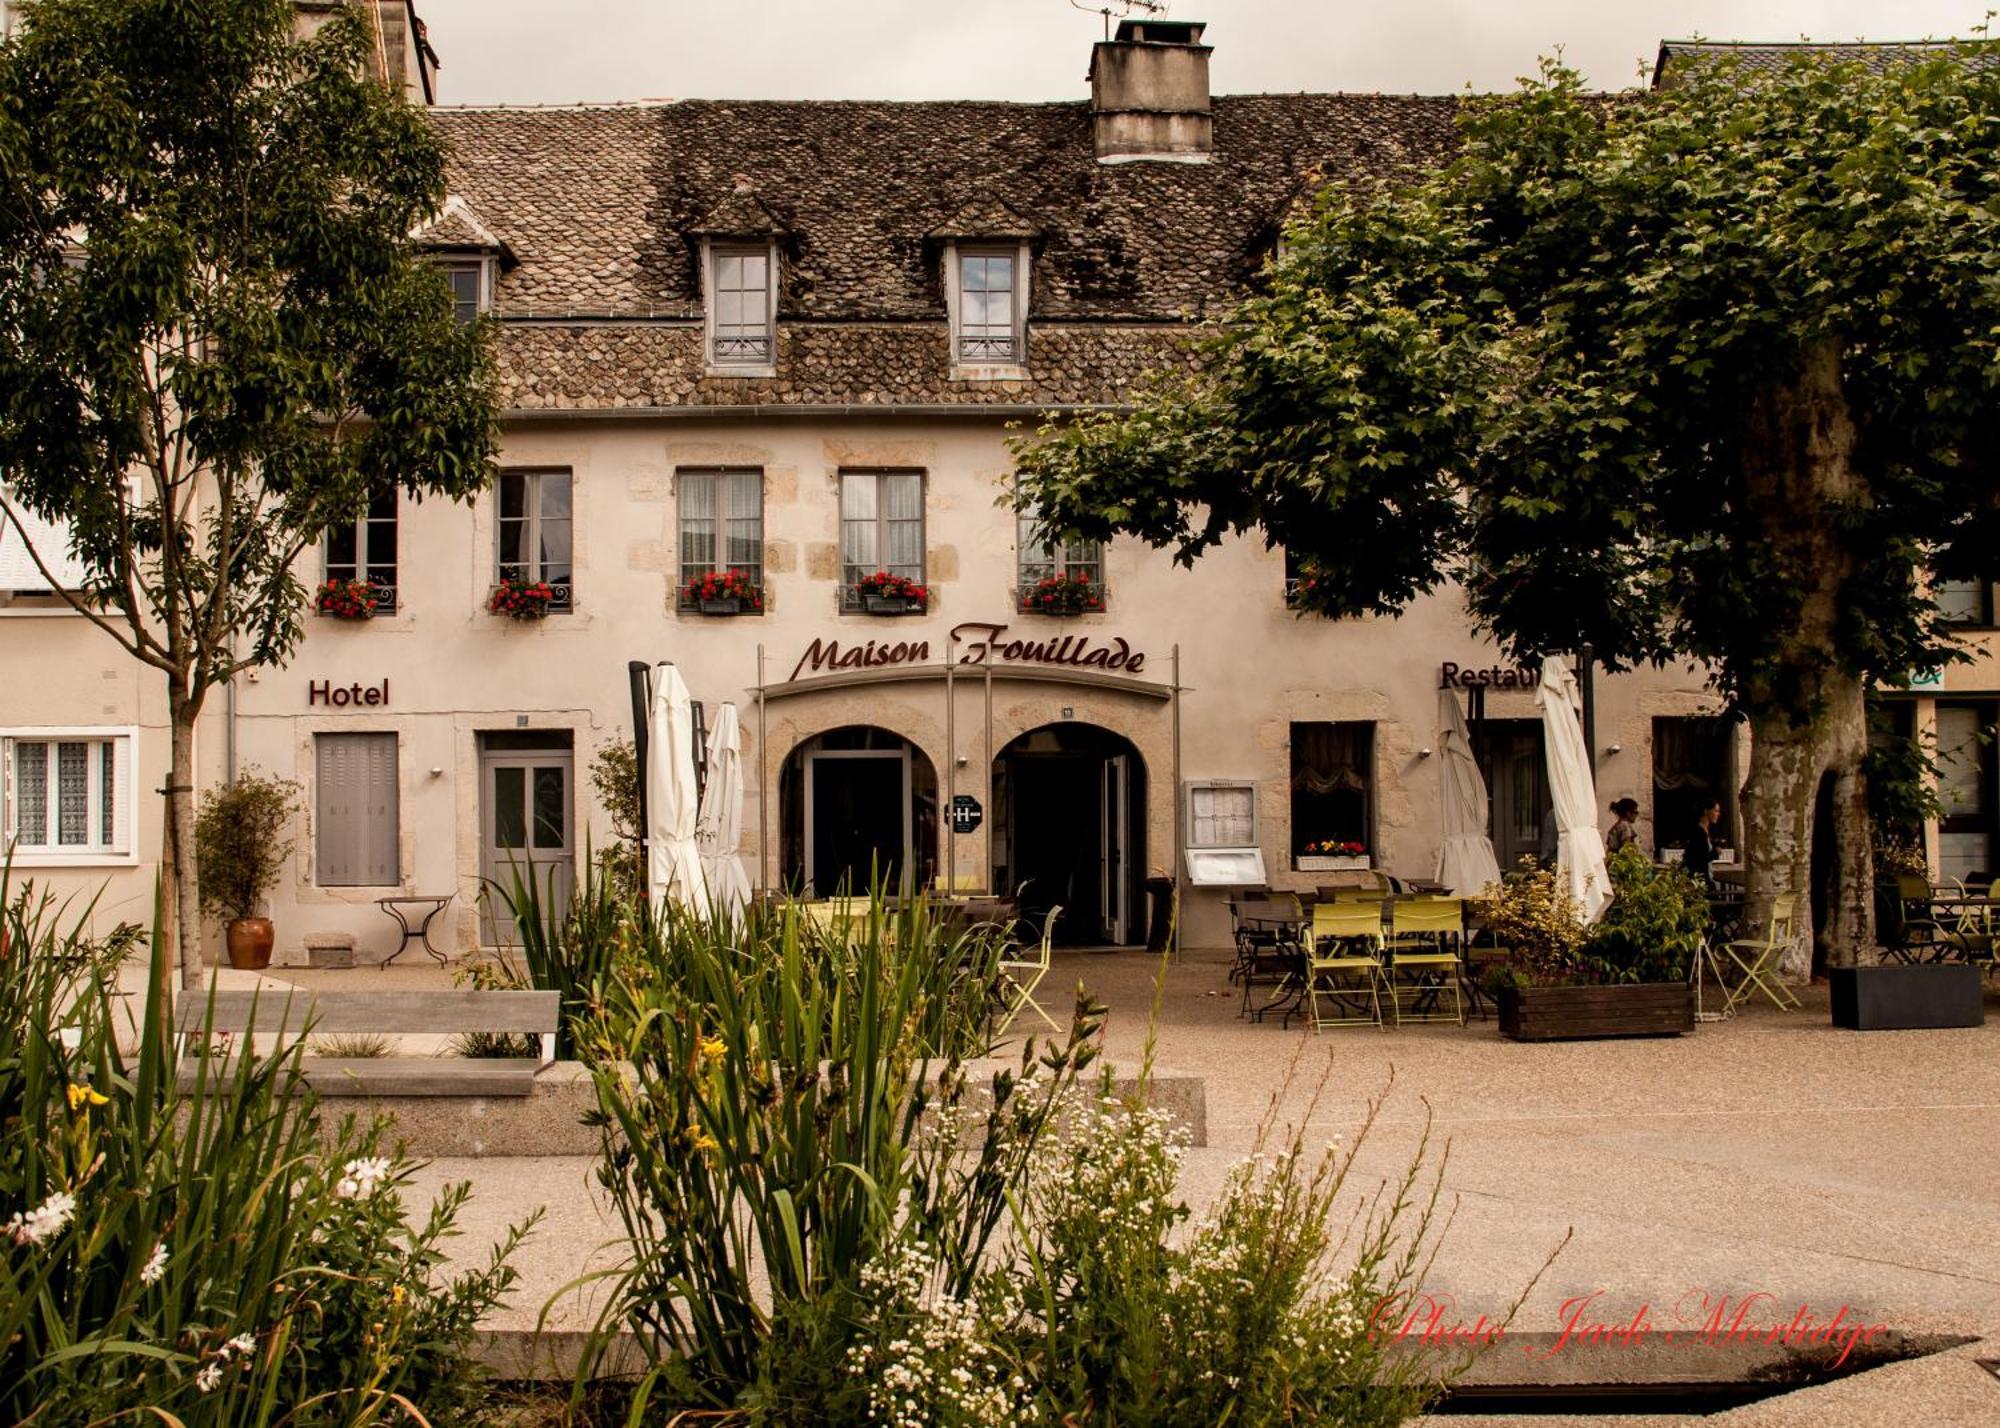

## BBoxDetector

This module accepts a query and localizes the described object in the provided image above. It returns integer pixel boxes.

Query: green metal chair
[1306,902,1386,1031]
[1385,897,1466,1026]
[1723,894,1803,1012]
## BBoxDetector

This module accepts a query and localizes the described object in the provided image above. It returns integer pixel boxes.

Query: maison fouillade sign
[787,621,1148,682]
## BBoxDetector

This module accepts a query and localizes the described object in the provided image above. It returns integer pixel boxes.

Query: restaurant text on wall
[786,622,1149,682]
[1439,661,1537,690]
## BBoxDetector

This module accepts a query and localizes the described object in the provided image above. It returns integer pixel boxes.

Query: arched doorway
[992,723,1147,946]
[779,726,938,896]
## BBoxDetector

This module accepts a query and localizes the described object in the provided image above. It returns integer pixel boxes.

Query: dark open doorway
[991,722,1147,946]
[1474,719,1550,874]
[778,727,938,896]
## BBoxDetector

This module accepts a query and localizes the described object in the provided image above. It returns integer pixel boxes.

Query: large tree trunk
[1735,337,1876,977]
[163,696,205,992]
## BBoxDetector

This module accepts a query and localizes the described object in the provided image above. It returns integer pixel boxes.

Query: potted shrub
[682,568,765,615]
[1020,571,1105,615]
[488,576,555,620]
[852,570,928,614]
[1296,839,1368,872]
[194,770,303,971]
[1483,846,1704,1041]
[315,577,388,620]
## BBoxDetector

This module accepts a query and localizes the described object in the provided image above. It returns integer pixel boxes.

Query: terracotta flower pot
[225,916,275,971]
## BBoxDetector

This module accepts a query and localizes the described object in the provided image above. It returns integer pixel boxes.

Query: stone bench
[175,989,560,1097]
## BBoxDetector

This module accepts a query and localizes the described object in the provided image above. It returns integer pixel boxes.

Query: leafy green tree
[1013,46,2000,968]
[0,0,498,988]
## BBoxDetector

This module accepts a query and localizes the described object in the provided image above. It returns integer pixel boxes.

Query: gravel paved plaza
[346,948,2000,1424]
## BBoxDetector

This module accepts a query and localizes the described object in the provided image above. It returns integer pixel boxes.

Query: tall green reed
[561,883,1103,1422]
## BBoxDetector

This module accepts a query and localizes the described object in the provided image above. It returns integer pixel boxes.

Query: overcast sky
[417,1,1995,107]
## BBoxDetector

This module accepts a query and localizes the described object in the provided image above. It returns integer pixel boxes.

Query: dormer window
[706,242,777,373]
[957,250,1019,362]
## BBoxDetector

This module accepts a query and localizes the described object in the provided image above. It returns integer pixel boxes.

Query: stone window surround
[0,724,139,867]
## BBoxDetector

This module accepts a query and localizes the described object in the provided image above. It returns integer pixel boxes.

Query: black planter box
[1829,964,1984,1031]
[1497,982,1694,1042]
[698,597,742,615]
[861,594,924,615]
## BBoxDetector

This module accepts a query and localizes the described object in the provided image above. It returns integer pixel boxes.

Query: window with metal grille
[709,246,774,365]
[324,487,399,609]
[839,471,925,608]
[315,732,400,887]
[956,250,1019,362]
[2,731,131,860]
[678,469,764,604]
[496,469,573,610]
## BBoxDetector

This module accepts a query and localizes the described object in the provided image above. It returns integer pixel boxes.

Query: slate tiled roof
[427,93,1461,410]
[1653,39,1983,87]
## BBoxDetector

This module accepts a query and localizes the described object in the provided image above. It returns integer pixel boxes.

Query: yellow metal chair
[1306,902,1386,1031]
[1385,897,1465,1026]
[996,906,1063,1036]
[1723,895,1803,1012]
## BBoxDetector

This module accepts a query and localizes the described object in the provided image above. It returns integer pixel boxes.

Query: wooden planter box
[1496,982,1694,1042]
[1296,855,1369,872]
[1829,964,1983,1031]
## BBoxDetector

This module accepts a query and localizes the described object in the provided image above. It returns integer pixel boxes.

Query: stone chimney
[294,2,440,105]
[1088,18,1212,163]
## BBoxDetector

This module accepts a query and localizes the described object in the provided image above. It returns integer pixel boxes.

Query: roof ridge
[1660,37,1970,49]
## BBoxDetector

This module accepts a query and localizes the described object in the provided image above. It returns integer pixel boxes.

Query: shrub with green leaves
[0,870,534,1425]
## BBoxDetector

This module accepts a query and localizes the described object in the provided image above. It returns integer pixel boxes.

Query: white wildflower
[195,1362,223,1393]
[140,1243,168,1285]
[224,1333,257,1357]
[334,1156,393,1199]
[6,1190,76,1247]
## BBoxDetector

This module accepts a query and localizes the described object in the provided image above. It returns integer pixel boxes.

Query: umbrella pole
[756,644,769,899]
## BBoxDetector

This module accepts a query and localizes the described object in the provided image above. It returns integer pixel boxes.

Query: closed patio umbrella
[646,663,709,916]
[696,701,751,916]
[1435,687,1502,897]
[1538,653,1612,923]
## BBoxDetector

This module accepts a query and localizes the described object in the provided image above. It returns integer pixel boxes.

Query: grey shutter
[316,733,399,886]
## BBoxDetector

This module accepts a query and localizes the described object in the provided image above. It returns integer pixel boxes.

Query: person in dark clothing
[1682,798,1723,882]
[1605,797,1641,854]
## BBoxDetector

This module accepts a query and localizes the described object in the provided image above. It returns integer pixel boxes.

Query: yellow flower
[66,1084,109,1111]
[392,1284,406,1306]
[697,1035,726,1066]
[688,1122,719,1155]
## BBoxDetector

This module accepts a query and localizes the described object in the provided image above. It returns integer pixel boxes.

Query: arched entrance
[992,723,1147,946]
[779,726,938,896]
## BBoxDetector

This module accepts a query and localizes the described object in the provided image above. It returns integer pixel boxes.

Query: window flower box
[488,578,555,620]
[1020,572,1106,616]
[852,571,929,615]
[681,568,764,616]
[315,578,389,620]
[1295,841,1368,872]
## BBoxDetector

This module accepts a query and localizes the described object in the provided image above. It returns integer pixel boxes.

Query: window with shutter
[315,732,400,886]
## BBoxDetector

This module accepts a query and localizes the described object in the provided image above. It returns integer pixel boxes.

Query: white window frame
[677,468,765,605]
[495,468,575,611]
[945,240,1030,379]
[1016,504,1103,597]
[1,726,139,866]
[323,488,399,610]
[441,257,488,326]
[839,470,927,611]
[703,240,778,376]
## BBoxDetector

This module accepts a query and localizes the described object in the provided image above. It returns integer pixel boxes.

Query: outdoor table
[375,894,454,966]
[1916,894,1996,963]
